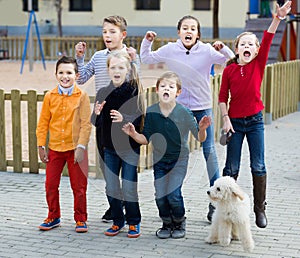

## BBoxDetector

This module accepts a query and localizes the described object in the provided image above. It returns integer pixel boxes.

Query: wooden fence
[0,60,299,176]
[0,36,235,61]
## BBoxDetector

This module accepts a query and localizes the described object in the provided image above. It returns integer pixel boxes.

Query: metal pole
[286,15,290,61]
[297,0,300,59]
[28,0,33,71]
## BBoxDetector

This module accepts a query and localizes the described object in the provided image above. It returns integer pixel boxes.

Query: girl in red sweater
[218,1,292,229]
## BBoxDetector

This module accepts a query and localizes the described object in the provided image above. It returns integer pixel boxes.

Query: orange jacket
[36,84,92,152]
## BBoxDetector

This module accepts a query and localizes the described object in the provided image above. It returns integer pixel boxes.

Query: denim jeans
[223,111,266,177]
[193,109,220,186]
[104,148,141,226]
[153,157,188,222]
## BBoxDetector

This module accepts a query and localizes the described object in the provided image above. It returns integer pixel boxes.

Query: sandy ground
[0,60,169,171]
[0,60,168,94]
[0,60,223,172]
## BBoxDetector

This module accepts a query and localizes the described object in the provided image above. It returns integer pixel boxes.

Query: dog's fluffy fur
[205,176,254,252]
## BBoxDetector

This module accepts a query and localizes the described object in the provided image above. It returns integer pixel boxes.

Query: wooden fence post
[264,65,273,124]
[27,90,39,173]
[11,89,22,172]
[0,89,6,171]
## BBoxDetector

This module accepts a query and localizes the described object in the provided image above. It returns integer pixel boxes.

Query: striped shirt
[76,45,140,94]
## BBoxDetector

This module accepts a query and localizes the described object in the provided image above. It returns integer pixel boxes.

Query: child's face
[157,78,180,103]
[177,18,199,50]
[102,22,127,51]
[236,34,259,65]
[108,56,129,87]
[55,63,78,88]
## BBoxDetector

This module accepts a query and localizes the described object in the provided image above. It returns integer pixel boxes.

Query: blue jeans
[153,157,188,223]
[104,148,141,226]
[193,109,220,186]
[223,111,266,177]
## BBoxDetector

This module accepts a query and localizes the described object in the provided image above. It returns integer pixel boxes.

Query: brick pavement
[0,112,299,258]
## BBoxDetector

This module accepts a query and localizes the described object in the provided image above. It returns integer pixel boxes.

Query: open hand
[110,109,123,122]
[122,122,136,136]
[199,115,212,131]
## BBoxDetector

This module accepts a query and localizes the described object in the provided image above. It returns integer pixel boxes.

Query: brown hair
[55,56,78,74]
[156,71,182,92]
[103,15,127,32]
[227,31,260,66]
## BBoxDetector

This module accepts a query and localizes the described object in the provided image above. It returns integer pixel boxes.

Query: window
[193,0,211,10]
[22,0,38,12]
[136,0,160,10]
[69,0,92,11]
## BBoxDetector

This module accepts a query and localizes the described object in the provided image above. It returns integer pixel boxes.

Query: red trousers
[45,149,88,222]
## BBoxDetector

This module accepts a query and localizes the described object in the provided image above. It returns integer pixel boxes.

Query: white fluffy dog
[205,176,255,252]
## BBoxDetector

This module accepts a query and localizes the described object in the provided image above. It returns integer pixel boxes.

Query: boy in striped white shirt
[75,15,140,223]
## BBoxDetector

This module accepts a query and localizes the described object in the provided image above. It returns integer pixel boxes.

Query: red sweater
[219,31,274,118]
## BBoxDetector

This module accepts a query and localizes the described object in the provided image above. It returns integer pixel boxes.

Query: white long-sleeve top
[140,38,234,110]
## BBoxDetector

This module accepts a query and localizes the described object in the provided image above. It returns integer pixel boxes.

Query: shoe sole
[102,219,113,223]
[76,228,88,233]
[127,233,140,238]
[104,226,125,236]
[105,231,120,236]
[38,223,60,231]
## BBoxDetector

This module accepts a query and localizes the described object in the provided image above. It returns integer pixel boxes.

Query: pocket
[252,111,263,122]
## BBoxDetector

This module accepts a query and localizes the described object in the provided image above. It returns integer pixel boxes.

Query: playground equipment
[20,0,46,74]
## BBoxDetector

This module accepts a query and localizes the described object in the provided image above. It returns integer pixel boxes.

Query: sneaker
[172,220,186,239]
[104,224,125,236]
[75,221,88,233]
[156,223,172,239]
[207,203,216,222]
[38,218,60,231]
[101,207,113,223]
[127,224,140,238]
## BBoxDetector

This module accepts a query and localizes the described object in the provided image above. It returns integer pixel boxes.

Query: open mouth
[185,35,192,41]
[243,51,251,57]
[163,92,169,99]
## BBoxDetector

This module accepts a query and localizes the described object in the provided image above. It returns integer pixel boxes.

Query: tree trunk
[213,0,219,38]
[55,0,63,37]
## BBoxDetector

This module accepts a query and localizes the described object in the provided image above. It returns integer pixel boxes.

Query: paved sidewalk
[0,112,299,258]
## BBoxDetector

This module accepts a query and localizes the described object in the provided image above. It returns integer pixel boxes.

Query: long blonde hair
[107,50,145,127]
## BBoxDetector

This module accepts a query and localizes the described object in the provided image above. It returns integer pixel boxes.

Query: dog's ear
[231,185,244,201]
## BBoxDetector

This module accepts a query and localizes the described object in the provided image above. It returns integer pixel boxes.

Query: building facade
[0,0,250,38]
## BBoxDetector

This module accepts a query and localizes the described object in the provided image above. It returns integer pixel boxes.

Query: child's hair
[103,15,127,32]
[177,15,201,40]
[226,31,260,66]
[55,56,78,74]
[156,71,182,92]
[107,50,145,123]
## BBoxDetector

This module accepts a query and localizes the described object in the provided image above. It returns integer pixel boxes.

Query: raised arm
[267,1,292,34]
